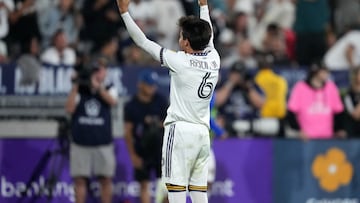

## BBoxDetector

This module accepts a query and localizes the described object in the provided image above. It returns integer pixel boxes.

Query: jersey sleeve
[121,12,162,62]
[160,48,186,73]
[200,5,214,48]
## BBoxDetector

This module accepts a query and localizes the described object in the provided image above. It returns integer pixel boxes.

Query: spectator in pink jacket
[287,63,346,140]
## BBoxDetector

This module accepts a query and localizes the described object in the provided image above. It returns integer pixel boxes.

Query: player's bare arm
[198,0,214,48]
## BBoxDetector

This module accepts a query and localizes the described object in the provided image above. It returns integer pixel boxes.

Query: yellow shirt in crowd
[255,69,288,118]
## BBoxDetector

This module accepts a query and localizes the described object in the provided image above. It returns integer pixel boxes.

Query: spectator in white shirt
[0,0,14,61]
[152,0,185,50]
[41,29,76,66]
[128,0,155,36]
[324,29,360,70]
[249,0,294,51]
[38,0,80,48]
[222,38,257,69]
[0,0,14,39]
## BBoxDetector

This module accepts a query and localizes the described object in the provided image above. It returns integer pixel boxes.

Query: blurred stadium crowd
[1,0,360,139]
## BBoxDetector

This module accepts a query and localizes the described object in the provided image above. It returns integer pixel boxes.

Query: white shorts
[162,121,210,189]
[208,148,216,183]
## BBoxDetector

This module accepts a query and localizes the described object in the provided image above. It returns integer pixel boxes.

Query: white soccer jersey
[121,5,219,128]
[121,2,220,194]
[161,47,220,128]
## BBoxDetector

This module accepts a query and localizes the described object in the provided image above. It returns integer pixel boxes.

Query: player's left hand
[116,0,130,14]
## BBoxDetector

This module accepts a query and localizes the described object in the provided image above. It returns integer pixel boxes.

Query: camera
[72,65,94,87]
[72,58,102,93]
[72,56,108,94]
[71,66,95,95]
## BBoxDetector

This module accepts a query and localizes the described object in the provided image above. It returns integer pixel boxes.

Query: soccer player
[116,0,220,202]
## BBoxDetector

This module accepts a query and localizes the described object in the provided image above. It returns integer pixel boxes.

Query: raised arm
[199,0,214,48]
[116,0,162,61]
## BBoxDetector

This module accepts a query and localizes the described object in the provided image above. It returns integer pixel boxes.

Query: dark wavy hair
[178,16,211,51]
[306,61,328,80]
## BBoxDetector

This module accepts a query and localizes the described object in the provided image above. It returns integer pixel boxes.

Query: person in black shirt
[341,67,360,138]
[124,70,168,203]
[65,57,118,203]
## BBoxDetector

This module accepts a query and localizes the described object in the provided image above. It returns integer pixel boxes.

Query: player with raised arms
[116,0,220,202]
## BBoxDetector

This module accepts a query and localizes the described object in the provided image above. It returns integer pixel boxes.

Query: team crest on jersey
[85,99,101,117]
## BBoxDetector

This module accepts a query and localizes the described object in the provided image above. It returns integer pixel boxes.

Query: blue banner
[274,139,360,203]
[0,63,351,97]
[0,63,128,96]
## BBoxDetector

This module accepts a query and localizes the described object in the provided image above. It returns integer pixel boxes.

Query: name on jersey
[190,59,218,70]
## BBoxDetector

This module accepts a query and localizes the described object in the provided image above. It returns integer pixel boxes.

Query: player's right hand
[116,0,130,14]
[198,0,208,6]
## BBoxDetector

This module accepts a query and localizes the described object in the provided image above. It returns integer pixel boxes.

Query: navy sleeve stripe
[160,48,165,66]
